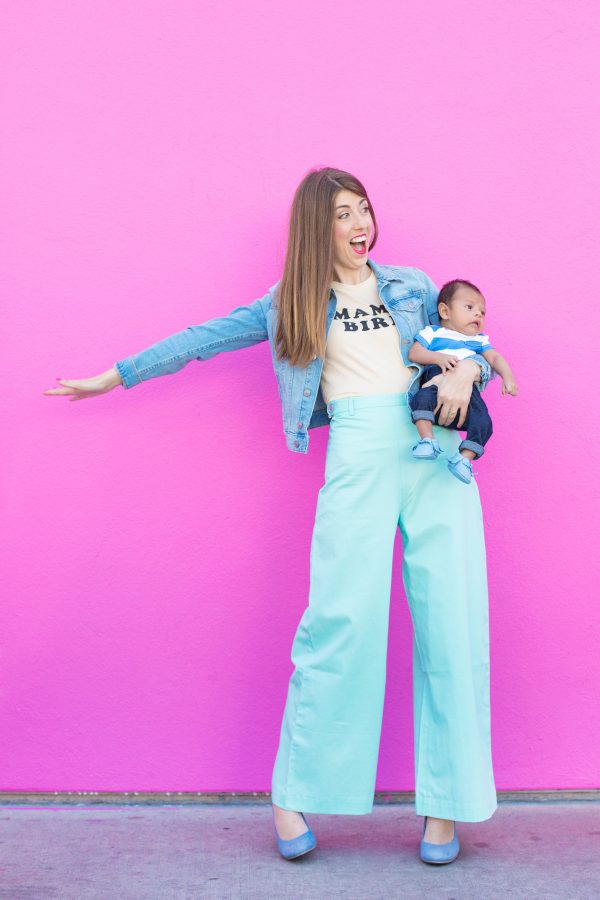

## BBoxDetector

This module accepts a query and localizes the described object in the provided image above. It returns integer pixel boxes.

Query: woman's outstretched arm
[113,293,270,389]
[43,292,271,402]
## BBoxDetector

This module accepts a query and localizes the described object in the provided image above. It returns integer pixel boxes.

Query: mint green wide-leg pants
[271,392,497,822]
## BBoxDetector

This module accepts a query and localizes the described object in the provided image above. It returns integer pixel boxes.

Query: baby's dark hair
[437,279,484,311]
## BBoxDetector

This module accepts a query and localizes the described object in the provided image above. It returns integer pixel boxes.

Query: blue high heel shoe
[273,809,317,860]
[419,816,460,864]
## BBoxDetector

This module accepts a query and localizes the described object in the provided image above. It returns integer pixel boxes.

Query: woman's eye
[338,206,369,219]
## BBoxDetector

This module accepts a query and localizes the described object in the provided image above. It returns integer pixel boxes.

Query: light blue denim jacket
[114,258,492,454]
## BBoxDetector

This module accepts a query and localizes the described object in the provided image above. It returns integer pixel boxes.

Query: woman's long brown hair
[274,167,379,368]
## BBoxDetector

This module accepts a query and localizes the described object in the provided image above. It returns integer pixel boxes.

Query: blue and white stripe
[415,325,494,359]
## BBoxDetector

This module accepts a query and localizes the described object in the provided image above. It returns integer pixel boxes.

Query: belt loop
[348,396,355,416]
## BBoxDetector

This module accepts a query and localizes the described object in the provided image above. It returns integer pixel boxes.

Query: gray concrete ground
[0,801,598,899]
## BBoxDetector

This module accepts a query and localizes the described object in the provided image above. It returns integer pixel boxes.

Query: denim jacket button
[297,421,303,429]
[303,388,311,396]
[294,439,300,447]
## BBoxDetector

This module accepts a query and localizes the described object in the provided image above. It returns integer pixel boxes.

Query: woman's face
[332,189,374,280]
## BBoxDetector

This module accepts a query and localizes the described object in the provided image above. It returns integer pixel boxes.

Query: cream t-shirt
[320,269,412,404]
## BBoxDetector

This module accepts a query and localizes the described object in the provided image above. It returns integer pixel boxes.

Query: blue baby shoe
[273,810,317,860]
[419,816,460,864]
[447,452,473,484]
[412,437,444,460]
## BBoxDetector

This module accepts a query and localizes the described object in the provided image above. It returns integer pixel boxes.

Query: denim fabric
[114,259,493,454]
[410,364,494,459]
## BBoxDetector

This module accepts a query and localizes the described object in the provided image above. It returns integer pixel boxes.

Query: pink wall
[2,2,598,794]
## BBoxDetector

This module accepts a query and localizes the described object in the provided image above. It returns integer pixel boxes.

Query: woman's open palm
[42,367,122,401]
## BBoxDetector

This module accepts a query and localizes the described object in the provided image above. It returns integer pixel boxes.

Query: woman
[44,167,497,865]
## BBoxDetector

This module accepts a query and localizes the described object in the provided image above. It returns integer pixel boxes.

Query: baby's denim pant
[409,364,493,458]
[271,391,497,822]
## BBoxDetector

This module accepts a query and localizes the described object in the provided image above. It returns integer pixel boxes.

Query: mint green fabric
[271,392,497,822]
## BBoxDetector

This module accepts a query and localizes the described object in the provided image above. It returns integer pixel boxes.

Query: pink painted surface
[2,2,598,793]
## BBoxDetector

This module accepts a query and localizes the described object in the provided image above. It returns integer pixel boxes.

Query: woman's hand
[42,366,123,401]
[421,359,479,427]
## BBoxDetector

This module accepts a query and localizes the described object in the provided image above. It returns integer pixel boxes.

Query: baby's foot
[412,437,444,460]
[447,452,473,484]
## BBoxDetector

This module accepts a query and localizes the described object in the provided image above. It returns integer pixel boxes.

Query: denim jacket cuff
[114,358,142,390]
[470,353,493,393]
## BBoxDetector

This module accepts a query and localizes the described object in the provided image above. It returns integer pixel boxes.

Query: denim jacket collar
[364,258,408,286]
[327,259,406,302]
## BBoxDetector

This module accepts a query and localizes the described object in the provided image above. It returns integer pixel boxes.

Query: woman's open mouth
[350,234,368,256]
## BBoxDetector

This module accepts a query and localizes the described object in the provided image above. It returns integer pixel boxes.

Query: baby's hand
[502,380,519,396]
[434,353,460,373]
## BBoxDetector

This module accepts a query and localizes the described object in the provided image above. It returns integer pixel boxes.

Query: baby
[407,279,518,484]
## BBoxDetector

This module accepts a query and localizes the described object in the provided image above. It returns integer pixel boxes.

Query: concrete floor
[1,801,598,899]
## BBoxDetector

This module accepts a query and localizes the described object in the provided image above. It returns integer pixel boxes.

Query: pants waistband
[326,392,409,416]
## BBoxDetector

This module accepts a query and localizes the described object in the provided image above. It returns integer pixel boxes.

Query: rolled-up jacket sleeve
[114,294,270,389]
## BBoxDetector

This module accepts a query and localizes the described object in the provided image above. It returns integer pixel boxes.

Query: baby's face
[442,286,486,335]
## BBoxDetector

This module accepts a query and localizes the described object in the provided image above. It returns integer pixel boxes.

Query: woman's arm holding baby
[407,339,482,428]
[481,349,518,396]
